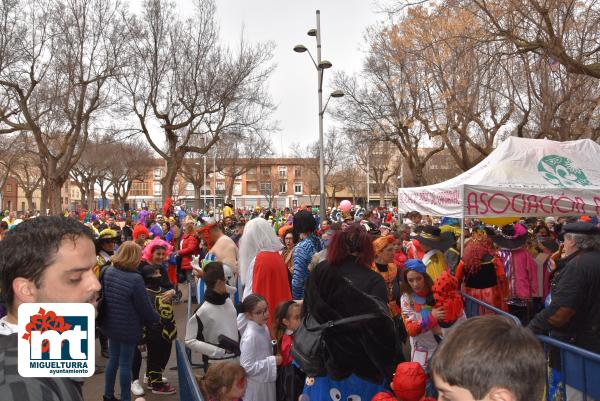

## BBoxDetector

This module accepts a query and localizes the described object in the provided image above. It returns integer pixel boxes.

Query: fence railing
[538,335,600,401]
[175,339,205,401]
[461,292,600,401]
[461,292,522,326]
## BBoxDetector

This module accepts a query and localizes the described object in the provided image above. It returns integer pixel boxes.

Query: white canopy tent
[397,137,600,219]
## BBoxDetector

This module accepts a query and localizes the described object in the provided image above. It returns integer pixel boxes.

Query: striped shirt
[0,333,84,401]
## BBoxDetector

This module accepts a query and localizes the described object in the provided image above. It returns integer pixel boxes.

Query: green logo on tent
[537,155,591,187]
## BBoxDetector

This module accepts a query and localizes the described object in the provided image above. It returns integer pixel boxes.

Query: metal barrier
[538,335,600,401]
[186,280,206,369]
[175,339,205,401]
[461,292,522,326]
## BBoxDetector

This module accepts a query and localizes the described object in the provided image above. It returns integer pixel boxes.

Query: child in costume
[140,264,177,395]
[197,361,247,401]
[239,294,281,401]
[371,362,435,401]
[400,259,443,375]
[272,301,304,401]
[185,262,239,367]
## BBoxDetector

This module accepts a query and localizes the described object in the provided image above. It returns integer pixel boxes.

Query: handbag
[291,312,379,377]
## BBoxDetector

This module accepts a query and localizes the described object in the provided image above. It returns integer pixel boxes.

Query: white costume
[239,320,277,401]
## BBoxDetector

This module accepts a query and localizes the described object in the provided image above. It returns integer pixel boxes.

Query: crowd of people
[0,202,598,401]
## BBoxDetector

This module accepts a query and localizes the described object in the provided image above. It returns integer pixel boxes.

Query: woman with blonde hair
[101,241,160,401]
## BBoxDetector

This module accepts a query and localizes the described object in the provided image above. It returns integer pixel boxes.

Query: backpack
[291,312,379,377]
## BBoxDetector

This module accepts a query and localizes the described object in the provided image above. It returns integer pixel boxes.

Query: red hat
[390,362,427,401]
[371,392,397,401]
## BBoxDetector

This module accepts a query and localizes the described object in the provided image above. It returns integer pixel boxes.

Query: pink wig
[142,237,173,262]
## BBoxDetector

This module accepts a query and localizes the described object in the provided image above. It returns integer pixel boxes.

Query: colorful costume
[431,271,464,327]
[455,238,508,313]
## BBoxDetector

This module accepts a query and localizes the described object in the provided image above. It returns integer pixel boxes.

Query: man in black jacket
[529,222,600,401]
[0,216,101,401]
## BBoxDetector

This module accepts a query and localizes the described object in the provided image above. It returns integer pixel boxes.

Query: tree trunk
[47,178,64,215]
[225,176,235,202]
[87,182,95,210]
[25,190,35,212]
[160,156,183,203]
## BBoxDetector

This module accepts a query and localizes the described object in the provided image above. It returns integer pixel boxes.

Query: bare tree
[466,0,600,79]
[179,155,220,210]
[105,141,153,208]
[334,48,444,186]
[3,133,42,211]
[0,0,131,214]
[0,134,19,194]
[70,136,111,209]
[292,128,346,205]
[118,0,275,202]
[219,133,272,201]
[258,167,278,209]
[350,134,400,206]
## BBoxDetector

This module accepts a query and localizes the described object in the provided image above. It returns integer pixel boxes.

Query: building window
[247,167,257,176]
[33,201,36,209]
[154,168,162,179]
[216,182,225,191]
[21,202,25,211]
[278,166,287,178]
[260,182,272,194]
[247,182,257,192]
[153,183,162,196]
[294,182,303,194]
[294,167,301,177]
[292,199,298,207]
[261,167,270,176]
[130,182,148,196]
[233,182,242,196]
[5,184,11,193]
[279,181,287,194]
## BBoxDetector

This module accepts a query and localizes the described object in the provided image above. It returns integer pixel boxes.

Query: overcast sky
[130,0,385,155]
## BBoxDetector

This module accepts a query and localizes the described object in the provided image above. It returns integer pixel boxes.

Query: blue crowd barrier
[461,292,522,326]
[175,339,205,401]
[538,335,600,401]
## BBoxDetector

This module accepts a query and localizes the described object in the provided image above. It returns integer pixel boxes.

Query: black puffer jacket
[303,259,397,384]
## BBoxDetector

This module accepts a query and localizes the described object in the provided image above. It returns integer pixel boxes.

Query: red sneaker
[151,382,177,395]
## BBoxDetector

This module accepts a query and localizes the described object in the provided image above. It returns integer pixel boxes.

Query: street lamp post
[294,10,344,222]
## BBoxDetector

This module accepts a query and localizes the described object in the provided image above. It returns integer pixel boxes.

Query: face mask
[146,277,162,288]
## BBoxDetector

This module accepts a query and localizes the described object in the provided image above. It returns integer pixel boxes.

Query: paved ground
[84,286,202,401]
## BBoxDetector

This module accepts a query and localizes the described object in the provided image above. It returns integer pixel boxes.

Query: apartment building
[127,157,320,210]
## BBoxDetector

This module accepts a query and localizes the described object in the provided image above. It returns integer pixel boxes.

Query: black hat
[411,225,455,251]
[489,223,528,250]
[141,264,162,280]
[540,239,559,253]
[560,222,600,236]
